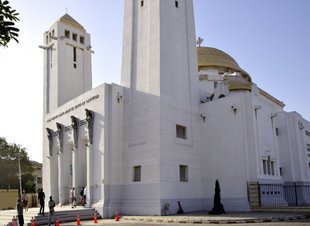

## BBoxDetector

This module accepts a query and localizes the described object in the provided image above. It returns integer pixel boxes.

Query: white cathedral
[42,0,310,217]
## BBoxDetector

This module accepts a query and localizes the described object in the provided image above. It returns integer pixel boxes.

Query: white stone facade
[42,0,310,217]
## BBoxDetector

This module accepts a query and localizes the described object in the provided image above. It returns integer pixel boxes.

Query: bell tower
[42,14,92,114]
[120,0,201,215]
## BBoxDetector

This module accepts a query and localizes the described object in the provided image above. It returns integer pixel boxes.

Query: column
[57,152,64,205]
[72,148,78,189]
[86,143,93,207]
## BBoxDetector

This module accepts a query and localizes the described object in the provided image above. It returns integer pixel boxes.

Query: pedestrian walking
[83,186,87,205]
[48,196,56,226]
[21,190,28,212]
[70,187,76,208]
[79,187,84,205]
[38,188,45,215]
[17,198,24,226]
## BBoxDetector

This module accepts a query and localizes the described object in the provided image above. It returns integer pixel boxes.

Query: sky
[0,0,309,163]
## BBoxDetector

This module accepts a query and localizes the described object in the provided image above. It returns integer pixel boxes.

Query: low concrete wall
[0,189,18,210]
[0,190,38,210]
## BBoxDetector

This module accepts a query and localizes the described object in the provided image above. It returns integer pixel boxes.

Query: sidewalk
[61,211,309,225]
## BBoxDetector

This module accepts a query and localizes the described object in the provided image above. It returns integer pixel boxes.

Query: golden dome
[59,14,85,32]
[197,46,251,82]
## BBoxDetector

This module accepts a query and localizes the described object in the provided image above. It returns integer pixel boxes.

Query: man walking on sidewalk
[48,196,56,226]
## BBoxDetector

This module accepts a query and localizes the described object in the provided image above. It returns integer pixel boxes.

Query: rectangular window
[263,160,267,175]
[140,0,144,7]
[271,161,275,175]
[180,165,188,182]
[80,36,85,44]
[176,124,187,139]
[267,156,271,175]
[65,30,70,39]
[279,167,282,176]
[306,130,310,137]
[72,33,77,41]
[133,165,141,182]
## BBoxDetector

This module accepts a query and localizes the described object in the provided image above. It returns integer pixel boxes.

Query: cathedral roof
[197,46,251,82]
[59,13,85,31]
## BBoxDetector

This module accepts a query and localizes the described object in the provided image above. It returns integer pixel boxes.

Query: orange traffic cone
[12,216,17,226]
[31,216,35,226]
[76,214,81,225]
[56,216,60,226]
[93,212,97,224]
[115,212,119,222]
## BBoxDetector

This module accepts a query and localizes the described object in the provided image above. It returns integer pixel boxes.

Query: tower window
[73,47,77,68]
[72,33,77,41]
[175,0,179,8]
[140,0,144,7]
[179,165,188,182]
[275,128,279,136]
[176,124,187,139]
[65,30,70,39]
[133,165,141,182]
[80,36,85,44]
[73,47,77,62]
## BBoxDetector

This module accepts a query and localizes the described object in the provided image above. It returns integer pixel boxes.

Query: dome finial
[197,37,204,47]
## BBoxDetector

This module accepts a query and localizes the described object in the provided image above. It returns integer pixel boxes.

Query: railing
[258,182,310,207]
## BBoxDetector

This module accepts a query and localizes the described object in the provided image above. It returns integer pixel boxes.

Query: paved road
[62,218,310,226]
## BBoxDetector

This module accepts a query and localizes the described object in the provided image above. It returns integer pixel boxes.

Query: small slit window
[175,0,179,8]
[176,124,187,139]
[179,165,188,182]
[140,0,144,7]
[133,165,141,182]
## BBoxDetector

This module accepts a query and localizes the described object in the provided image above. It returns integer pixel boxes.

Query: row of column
[46,109,94,206]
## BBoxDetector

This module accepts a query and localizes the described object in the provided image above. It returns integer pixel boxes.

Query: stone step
[0,206,100,226]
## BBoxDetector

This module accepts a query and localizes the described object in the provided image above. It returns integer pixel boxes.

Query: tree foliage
[0,137,35,192]
[0,0,19,47]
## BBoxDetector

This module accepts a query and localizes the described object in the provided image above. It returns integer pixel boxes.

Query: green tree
[0,0,19,47]
[0,137,35,192]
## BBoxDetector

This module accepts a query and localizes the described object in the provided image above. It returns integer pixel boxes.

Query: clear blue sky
[0,0,309,162]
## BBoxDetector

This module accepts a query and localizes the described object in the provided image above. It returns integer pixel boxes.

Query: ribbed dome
[197,46,251,82]
[59,14,85,31]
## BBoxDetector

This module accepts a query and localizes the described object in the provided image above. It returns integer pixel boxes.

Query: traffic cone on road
[12,216,17,226]
[76,214,81,225]
[115,212,119,222]
[93,211,97,224]
[56,216,60,226]
[31,216,35,226]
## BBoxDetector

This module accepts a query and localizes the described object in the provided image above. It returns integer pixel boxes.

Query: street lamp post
[17,155,22,197]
